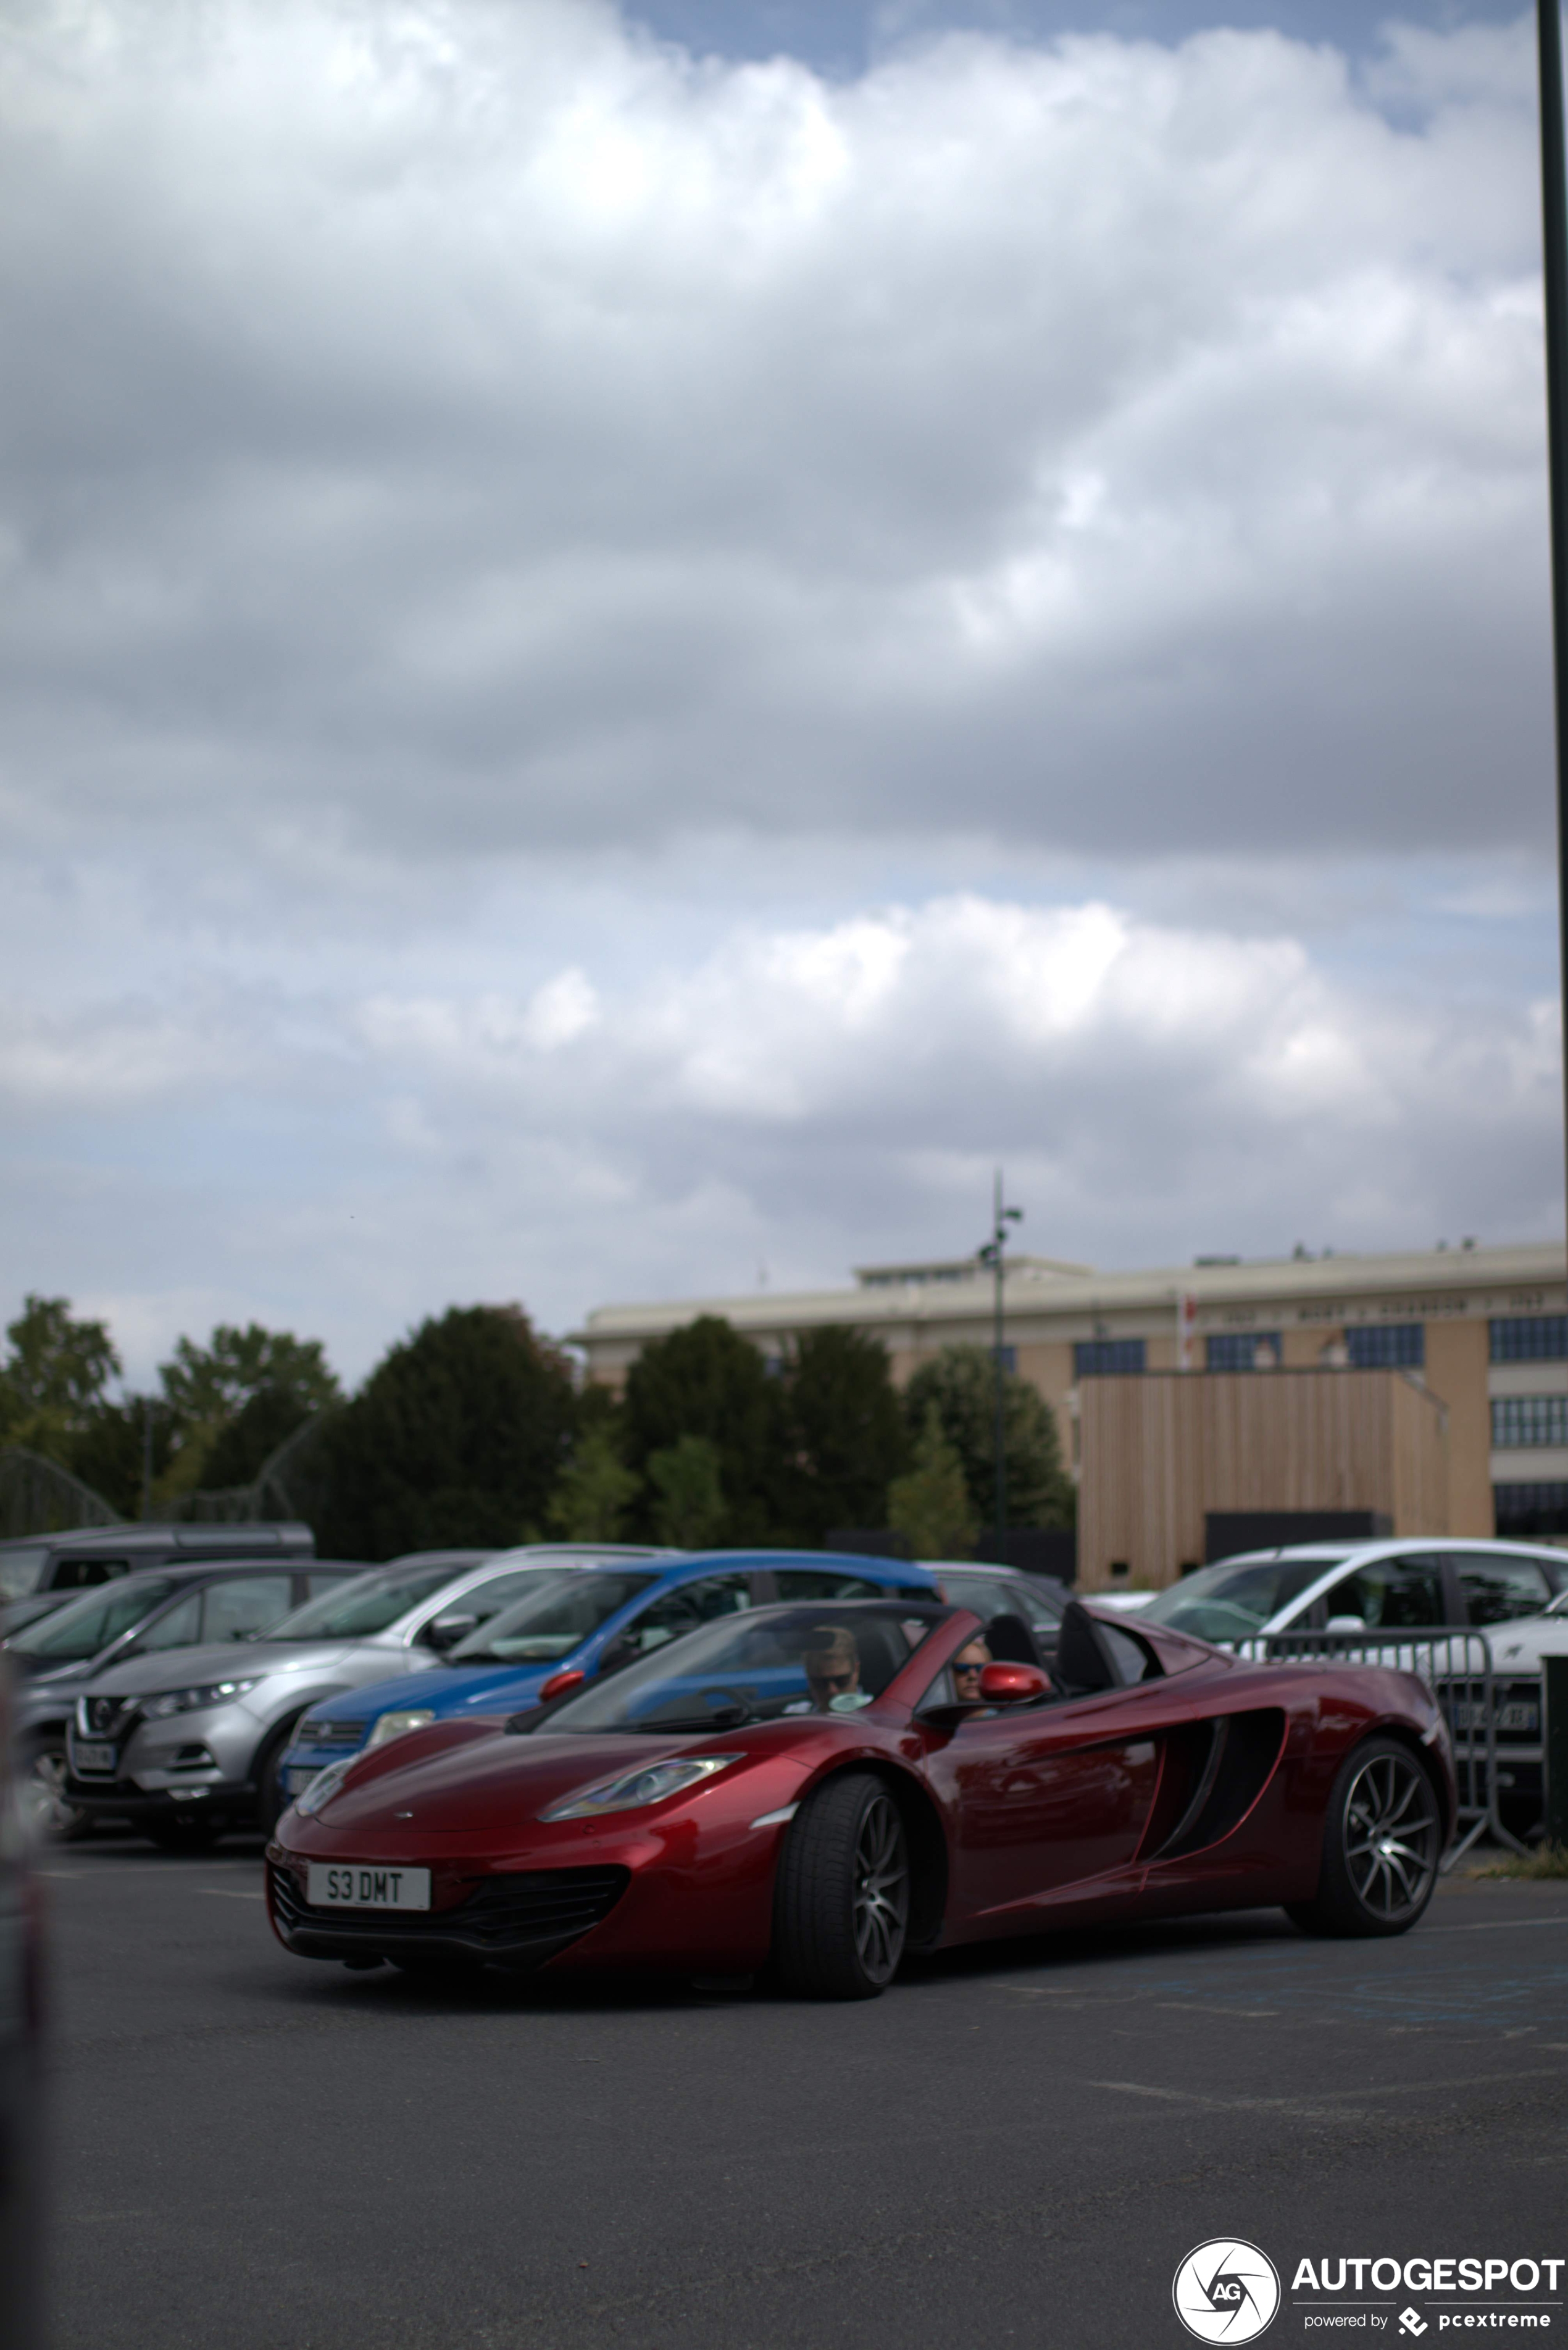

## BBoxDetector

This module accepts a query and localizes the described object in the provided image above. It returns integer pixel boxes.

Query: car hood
[306,1659,553,1723]
[75,1637,402,1696]
[309,1726,757,1836]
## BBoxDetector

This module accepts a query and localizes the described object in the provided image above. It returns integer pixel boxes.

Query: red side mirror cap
[978,1662,1049,1704]
[539,1668,586,1703]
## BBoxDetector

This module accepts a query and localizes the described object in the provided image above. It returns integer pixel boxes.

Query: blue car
[278,1550,939,1796]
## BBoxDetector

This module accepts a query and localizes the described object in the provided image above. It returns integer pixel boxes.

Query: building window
[1490,1315,1568,1363]
[1494,1481,1568,1536]
[1074,1339,1145,1378]
[1491,1396,1568,1449]
[1206,1332,1282,1373]
[1345,1324,1424,1370]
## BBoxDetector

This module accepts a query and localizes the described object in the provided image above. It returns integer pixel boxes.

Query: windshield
[538,1603,944,1734]
[0,1546,50,1602]
[9,1576,178,1660]
[262,1565,465,1641]
[449,1572,660,1663]
[1140,1555,1345,1642]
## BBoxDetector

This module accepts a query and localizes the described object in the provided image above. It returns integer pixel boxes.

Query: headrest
[1052,1600,1120,1693]
[985,1610,1043,1668]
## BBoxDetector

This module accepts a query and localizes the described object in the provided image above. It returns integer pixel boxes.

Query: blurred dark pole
[1537,0,1568,1168]
[140,1397,153,1523]
[978,1173,1022,1552]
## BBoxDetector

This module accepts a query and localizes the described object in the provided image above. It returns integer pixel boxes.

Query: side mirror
[978,1662,1051,1704]
[1325,1615,1366,1634]
[422,1613,478,1652]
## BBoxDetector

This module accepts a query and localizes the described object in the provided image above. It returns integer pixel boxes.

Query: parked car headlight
[141,1677,261,1720]
[365,1710,435,1750]
[293,1757,356,1817]
[538,1755,743,1822]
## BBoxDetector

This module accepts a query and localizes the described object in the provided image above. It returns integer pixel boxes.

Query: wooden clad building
[1076,1368,1449,1591]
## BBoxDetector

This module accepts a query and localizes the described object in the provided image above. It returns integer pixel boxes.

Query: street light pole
[1537,0,1568,1169]
[978,1171,1022,1558]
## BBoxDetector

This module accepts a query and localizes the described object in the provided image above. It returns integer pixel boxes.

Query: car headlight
[293,1757,356,1817]
[365,1710,435,1750]
[538,1754,743,1823]
[141,1677,261,1720]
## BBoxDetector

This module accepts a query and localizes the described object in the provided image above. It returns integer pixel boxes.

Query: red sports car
[265,1597,1456,2000]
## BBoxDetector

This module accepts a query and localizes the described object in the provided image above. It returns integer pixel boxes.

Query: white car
[1135,1537,1568,1647]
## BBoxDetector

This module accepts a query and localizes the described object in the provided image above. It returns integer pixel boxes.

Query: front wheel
[1287,1737,1441,1939]
[20,1742,88,1841]
[773,1771,911,1999]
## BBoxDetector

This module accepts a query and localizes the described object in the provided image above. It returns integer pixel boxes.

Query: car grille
[81,1696,140,1738]
[269,1864,630,1959]
[311,1723,368,1746]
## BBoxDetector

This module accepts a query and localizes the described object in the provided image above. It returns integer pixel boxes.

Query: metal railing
[1235,1628,1531,1865]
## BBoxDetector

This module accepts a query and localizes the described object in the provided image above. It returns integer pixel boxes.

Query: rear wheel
[1287,1737,1441,1938]
[20,1741,88,1841]
[773,1771,911,2000]
[143,1810,224,1854]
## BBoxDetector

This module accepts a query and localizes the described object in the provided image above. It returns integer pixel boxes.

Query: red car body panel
[265,1605,1456,1977]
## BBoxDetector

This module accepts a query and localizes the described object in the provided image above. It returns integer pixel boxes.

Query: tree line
[0,1295,1072,1562]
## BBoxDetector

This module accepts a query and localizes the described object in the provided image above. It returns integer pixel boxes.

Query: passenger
[802,1627,872,1713]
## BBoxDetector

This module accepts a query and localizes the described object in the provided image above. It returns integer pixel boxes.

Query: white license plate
[73,1742,116,1773]
[306,1863,431,1912]
[1451,1703,1540,1733]
[285,1767,322,1795]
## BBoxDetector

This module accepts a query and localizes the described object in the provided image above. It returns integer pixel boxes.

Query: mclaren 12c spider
[265,1597,1457,1999]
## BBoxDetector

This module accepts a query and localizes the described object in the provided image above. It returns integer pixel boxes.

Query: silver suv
[62,1545,670,1849]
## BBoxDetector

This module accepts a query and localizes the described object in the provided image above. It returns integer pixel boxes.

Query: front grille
[82,1696,139,1738]
[308,1723,368,1746]
[270,1864,630,1958]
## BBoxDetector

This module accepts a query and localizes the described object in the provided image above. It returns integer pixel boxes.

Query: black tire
[1287,1736,1441,1939]
[20,1740,90,1841]
[143,1811,224,1853]
[773,1771,911,2000]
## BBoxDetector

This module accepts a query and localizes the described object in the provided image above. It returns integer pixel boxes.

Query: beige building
[572,1239,1568,1552]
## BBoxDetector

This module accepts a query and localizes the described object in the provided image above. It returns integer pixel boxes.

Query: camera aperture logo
[1174,2240,1282,2343]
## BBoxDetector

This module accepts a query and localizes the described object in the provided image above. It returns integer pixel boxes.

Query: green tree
[312,1305,575,1560]
[547,1424,641,1542]
[903,1343,1072,1531]
[888,1407,975,1560]
[68,1398,181,1521]
[619,1316,777,1544]
[0,1296,121,1458]
[646,1434,726,1548]
[156,1323,341,1495]
[772,1325,908,1544]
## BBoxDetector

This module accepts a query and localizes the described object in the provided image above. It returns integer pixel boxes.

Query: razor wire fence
[1236,1626,1532,1864]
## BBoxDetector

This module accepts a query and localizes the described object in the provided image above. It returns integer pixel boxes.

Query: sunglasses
[953,1658,987,1676]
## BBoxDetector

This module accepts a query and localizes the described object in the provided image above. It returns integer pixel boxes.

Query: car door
[919,1677,1162,1918]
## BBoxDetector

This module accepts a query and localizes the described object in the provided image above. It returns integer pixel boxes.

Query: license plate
[285,1767,322,1795]
[306,1863,430,1912]
[1449,1702,1539,1734]
[73,1742,116,1773]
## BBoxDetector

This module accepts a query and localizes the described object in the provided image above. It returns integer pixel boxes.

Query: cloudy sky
[1,0,1561,1387]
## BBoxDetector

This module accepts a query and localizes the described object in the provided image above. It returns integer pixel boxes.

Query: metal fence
[0,1447,119,1541]
[1235,1627,1531,1865]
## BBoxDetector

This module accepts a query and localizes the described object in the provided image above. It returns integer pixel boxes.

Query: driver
[801,1626,872,1713]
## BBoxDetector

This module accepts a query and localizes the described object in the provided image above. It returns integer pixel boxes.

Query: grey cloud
[0,1,1553,867]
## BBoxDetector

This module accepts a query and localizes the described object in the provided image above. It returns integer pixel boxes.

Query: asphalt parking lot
[38,1834,1568,2350]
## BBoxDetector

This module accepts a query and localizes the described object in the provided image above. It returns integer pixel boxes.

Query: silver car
[62,1545,671,1850]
